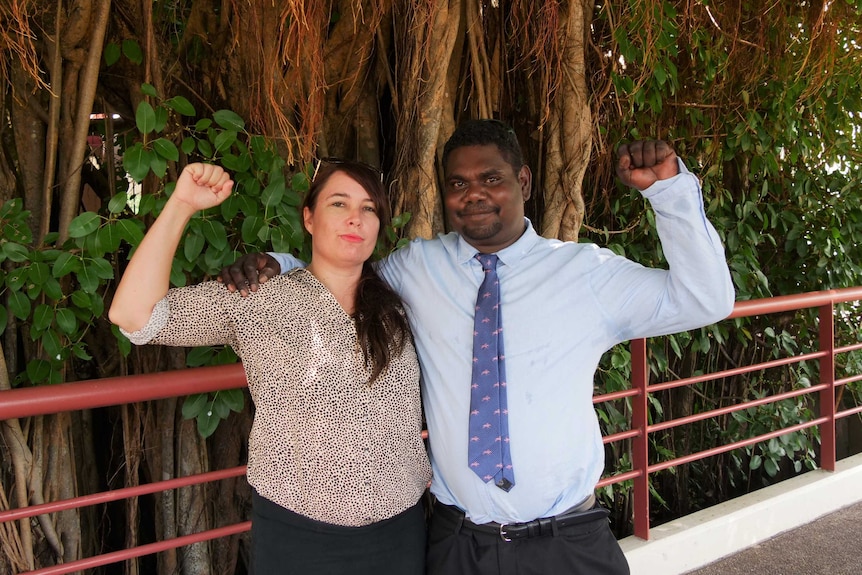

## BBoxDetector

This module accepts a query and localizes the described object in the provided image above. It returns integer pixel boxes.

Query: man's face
[443,144,532,253]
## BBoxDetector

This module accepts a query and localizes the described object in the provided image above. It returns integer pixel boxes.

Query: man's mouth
[459,207,498,218]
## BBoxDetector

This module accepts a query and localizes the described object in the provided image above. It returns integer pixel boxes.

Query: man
[220,119,735,574]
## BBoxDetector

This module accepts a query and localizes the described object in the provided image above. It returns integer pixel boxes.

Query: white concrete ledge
[620,452,862,575]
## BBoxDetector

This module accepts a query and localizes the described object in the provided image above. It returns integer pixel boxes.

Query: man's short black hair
[442,119,525,173]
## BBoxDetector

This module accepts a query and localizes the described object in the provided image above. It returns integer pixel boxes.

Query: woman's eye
[363,205,377,212]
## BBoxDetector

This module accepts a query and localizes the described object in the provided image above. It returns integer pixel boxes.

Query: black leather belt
[434,494,607,542]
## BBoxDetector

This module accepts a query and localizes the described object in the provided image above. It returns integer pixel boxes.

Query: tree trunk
[540,0,592,241]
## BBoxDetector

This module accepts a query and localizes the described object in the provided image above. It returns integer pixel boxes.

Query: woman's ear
[303,206,313,235]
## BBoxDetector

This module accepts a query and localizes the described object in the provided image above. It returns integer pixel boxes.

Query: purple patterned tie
[468,254,515,491]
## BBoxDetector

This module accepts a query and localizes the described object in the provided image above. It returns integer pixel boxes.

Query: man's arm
[596,140,734,338]
[217,252,305,296]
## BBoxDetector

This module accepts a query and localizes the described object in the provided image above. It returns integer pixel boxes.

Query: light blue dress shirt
[271,161,734,524]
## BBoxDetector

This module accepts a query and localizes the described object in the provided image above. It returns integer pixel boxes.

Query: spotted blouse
[122,268,431,527]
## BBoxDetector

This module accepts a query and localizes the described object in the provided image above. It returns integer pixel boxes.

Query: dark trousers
[427,501,630,575]
[250,491,426,575]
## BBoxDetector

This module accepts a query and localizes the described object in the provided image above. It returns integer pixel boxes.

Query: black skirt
[250,490,426,575]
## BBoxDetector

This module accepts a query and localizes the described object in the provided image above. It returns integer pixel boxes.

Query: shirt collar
[453,217,540,268]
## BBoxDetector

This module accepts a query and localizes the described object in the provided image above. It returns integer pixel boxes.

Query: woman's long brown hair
[303,160,411,384]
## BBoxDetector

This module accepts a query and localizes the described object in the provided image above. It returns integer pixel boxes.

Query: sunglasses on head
[312,157,384,183]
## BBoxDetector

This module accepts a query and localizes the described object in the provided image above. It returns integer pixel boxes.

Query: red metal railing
[594,287,862,539]
[2,286,861,573]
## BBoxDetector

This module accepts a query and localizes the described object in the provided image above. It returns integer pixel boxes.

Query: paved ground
[684,500,862,575]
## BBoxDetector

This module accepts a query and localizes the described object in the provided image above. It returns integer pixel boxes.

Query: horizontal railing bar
[0,364,247,420]
[603,429,641,444]
[22,521,251,575]
[648,383,829,433]
[648,418,827,473]
[593,387,640,404]
[597,470,642,488]
[836,373,862,387]
[838,405,862,419]
[0,466,247,524]
[727,287,862,318]
[648,350,827,393]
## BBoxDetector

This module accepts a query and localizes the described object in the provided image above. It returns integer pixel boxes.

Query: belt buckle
[499,523,512,542]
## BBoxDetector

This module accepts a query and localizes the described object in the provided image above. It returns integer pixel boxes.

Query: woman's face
[303,171,381,269]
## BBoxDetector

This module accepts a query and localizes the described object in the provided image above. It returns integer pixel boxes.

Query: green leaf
[195,118,212,131]
[108,192,129,214]
[164,96,196,116]
[262,180,285,207]
[182,393,208,419]
[196,410,220,438]
[749,454,762,470]
[88,257,114,280]
[26,359,51,384]
[213,110,245,131]
[181,137,196,155]
[197,139,213,158]
[42,277,63,301]
[88,292,105,317]
[241,216,264,244]
[135,101,157,134]
[68,212,101,238]
[112,324,131,357]
[154,105,169,133]
[71,290,89,308]
[41,330,63,360]
[122,39,143,65]
[0,307,6,336]
[763,457,779,477]
[104,43,121,66]
[153,138,179,161]
[213,130,237,153]
[201,220,228,250]
[150,154,168,178]
[212,396,230,418]
[53,252,81,277]
[290,171,310,193]
[183,231,205,262]
[33,304,53,331]
[71,343,93,361]
[28,262,50,287]
[117,219,145,245]
[8,291,31,320]
[169,261,186,287]
[2,242,29,263]
[97,223,123,253]
[220,388,245,412]
[75,266,100,294]
[123,144,154,182]
[140,83,158,98]
[6,268,27,291]
[55,308,77,334]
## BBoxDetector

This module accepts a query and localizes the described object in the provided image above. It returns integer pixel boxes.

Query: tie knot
[476,253,498,271]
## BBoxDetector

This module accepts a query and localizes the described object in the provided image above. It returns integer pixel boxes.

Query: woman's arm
[109,163,233,332]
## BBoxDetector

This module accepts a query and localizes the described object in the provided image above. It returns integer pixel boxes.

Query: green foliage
[589,1,862,520]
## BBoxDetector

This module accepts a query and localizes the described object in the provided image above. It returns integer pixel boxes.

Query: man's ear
[518,165,532,202]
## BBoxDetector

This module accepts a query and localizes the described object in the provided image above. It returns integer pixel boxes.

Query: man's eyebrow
[446,167,505,181]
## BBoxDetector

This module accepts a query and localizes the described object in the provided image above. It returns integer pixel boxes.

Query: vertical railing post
[630,337,650,539]
[818,304,836,471]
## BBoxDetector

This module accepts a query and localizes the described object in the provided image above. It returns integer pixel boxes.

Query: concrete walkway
[622,453,862,575]
[684,500,862,575]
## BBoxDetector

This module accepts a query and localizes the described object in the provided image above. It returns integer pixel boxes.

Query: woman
[109,161,431,574]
